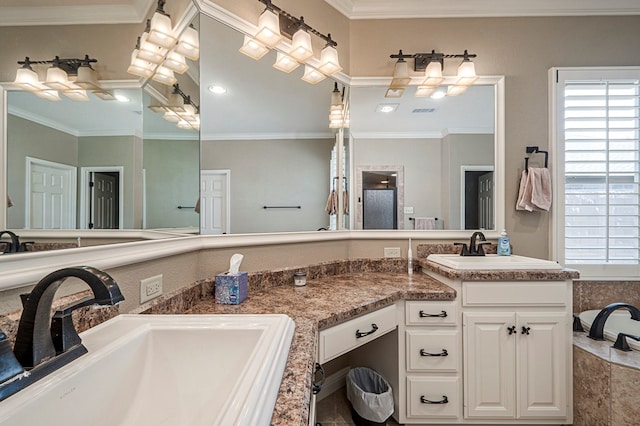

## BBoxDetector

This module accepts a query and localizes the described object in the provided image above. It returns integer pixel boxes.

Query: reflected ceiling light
[414,86,436,98]
[431,88,448,99]
[376,103,398,113]
[329,82,346,129]
[273,51,299,73]
[301,65,326,84]
[239,35,269,60]
[254,1,282,48]
[317,41,342,76]
[63,89,90,101]
[151,65,177,85]
[34,90,61,101]
[290,20,314,62]
[446,85,469,96]
[208,85,227,94]
[456,50,479,86]
[163,50,188,74]
[147,0,176,49]
[386,49,478,98]
[150,84,200,131]
[127,10,199,83]
[174,25,199,61]
[115,94,131,103]
[13,54,108,101]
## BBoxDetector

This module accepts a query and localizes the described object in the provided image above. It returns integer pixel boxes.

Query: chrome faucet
[455,231,490,256]
[1,266,124,401]
[588,302,640,340]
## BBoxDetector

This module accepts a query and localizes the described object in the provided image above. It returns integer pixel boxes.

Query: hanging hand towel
[516,170,534,211]
[529,167,552,211]
[342,190,349,215]
[415,217,436,230]
[325,190,337,215]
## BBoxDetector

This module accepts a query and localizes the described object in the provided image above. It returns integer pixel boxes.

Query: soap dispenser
[498,229,511,256]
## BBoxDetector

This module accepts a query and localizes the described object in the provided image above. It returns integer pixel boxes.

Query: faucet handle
[0,332,25,385]
[454,242,469,256]
[476,241,492,256]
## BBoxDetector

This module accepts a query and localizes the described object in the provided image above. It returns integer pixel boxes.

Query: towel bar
[263,205,301,209]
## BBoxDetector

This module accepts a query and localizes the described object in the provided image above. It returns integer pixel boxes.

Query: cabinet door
[463,312,516,419]
[516,313,567,419]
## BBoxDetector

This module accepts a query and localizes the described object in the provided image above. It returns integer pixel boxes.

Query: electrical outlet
[140,274,163,303]
[404,206,414,214]
[384,247,401,258]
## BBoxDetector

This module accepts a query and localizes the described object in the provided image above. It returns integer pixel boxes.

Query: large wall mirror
[349,81,503,231]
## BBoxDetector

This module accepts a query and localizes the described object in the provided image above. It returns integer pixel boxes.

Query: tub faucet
[588,302,640,341]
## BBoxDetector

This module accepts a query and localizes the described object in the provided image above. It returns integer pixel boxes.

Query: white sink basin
[427,254,562,270]
[0,314,295,426]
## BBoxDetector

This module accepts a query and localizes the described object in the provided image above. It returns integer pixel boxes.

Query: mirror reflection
[198,13,339,234]
[6,85,200,232]
[350,84,496,230]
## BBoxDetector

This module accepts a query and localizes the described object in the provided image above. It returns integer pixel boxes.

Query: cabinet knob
[355,323,379,338]
[521,326,531,335]
[419,310,447,318]
[420,348,448,357]
[507,325,517,335]
[420,395,449,404]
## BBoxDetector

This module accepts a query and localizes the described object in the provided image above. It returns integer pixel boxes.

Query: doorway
[361,170,400,230]
[460,166,494,230]
[80,166,123,229]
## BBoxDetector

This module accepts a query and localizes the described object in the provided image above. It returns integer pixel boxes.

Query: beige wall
[350,15,640,258]
[6,115,78,228]
[201,137,335,233]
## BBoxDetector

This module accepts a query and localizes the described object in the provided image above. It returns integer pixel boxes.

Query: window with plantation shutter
[553,68,640,277]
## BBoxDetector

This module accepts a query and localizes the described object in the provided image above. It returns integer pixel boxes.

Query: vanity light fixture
[149,84,200,131]
[301,65,326,84]
[386,49,478,98]
[241,0,342,85]
[329,82,346,129]
[12,55,112,102]
[127,1,199,85]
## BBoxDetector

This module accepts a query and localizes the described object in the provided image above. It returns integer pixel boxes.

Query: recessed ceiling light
[208,85,227,94]
[115,94,130,103]
[430,89,447,99]
[376,103,399,113]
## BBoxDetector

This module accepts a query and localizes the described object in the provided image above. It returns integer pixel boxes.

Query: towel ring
[524,146,548,171]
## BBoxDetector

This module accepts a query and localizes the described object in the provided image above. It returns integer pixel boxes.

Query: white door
[26,157,76,229]
[516,312,567,419]
[200,170,230,235]
[464,312,516,419]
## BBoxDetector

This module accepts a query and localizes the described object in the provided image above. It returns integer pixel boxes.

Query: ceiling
[1,0,639,26]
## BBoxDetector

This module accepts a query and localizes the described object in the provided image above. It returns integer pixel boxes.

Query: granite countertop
[183,271,455,426]
[419,259,580,281]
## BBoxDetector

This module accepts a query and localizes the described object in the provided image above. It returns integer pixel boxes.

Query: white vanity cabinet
[399,300,463,423]
[462,280,572,423]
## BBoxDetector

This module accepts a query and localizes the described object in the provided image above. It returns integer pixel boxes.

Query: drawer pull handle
[419,310,447,318]
[507,325,517,335]
[420,348,448,357]
[521,326,531,335]
[312,363,325,395]
[355,323,379,338]
[420,395,449,404]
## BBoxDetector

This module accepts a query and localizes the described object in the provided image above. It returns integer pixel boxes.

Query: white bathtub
[580,309,640,351]
[0,314,295,426]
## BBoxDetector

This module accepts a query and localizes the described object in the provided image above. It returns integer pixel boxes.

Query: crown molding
[324,0,640,19]
[8,104,79,137]
[200,132,335,141]
[0,0,154,26]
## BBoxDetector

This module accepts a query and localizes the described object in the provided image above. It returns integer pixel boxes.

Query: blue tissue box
[215,272,248,304]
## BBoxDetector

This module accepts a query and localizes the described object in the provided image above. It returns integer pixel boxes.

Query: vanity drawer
[405,301,458,326]
[406,376,460,419]
[462,281,568,306]
[318,304,397,364]
[406,329,459,372]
